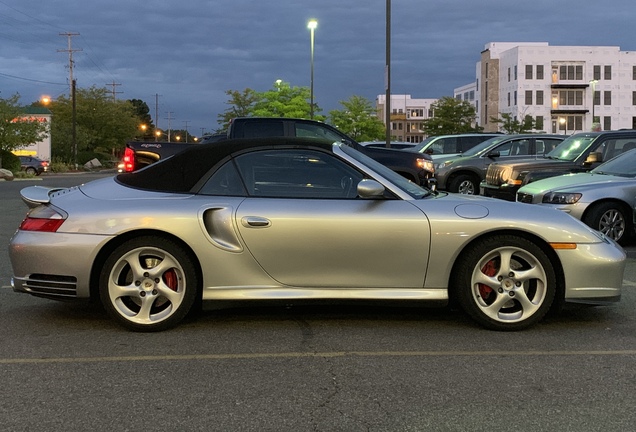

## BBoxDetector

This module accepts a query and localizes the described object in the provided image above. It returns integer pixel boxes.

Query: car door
[231,148,431,288]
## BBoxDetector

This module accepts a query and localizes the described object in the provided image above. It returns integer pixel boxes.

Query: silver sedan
[10,137,625,332]
[517,149,636,245]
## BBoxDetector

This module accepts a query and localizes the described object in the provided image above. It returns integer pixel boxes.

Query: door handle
[241,216,271,228]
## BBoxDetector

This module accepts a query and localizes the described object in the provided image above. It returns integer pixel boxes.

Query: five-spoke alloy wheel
[454,235,556,331]
[99,236,199,332]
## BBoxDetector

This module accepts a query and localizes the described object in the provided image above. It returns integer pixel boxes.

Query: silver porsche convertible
[9,137,626,332]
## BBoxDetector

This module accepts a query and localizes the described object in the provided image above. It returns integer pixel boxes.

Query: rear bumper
[10,230,113,299]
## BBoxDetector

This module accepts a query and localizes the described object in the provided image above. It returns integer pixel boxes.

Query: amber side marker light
[550,243,577,250]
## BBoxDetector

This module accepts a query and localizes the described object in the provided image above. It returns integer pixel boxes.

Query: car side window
[198,160,248,196]
[295,123,347,143]
[233,149,364,199]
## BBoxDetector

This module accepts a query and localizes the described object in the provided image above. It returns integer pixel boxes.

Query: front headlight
[417,158,434,174]
[542,192,582,204]
[437,160,453,169]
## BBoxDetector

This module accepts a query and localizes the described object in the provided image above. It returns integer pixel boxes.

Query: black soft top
[116,137,335,193]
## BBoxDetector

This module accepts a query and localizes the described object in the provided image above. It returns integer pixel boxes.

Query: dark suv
[432,134,565,194]
[410,133,501,157]
[482,130,636,201]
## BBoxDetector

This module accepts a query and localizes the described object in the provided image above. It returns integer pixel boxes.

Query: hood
[492,157,569,171]
[518,172,632,195]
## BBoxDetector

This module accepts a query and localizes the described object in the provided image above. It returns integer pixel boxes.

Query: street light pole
[589,79,598,130]
[308,19,317,119]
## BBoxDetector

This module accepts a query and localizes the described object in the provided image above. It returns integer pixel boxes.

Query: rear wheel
[583,202,632,245]
[25,167,37,175]
[99,236,200,332]
[449,174,478,194]
[453,235,556,331]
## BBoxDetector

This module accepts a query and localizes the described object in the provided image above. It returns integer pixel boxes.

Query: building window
[559,90,584,106]
[536,116,544,130]
[633,66,636,80]
[633,91,636,106]
[604,116,611,131]
[594,90,600,106]
[604,91,612,105]
[484,82,488,101]
[508,67,511,82]
[526,64,533,79]
[559,65,583,80]
[398,122,403,130]
[593,65,601,81]
[514,65,518,80]
[536,65,544,80]
[514,91,517,105]
[391,122,397,130]
[476,78,479,91]
[525,90,532,105]
[508,92,511,106]
[536,90,544,105]
[633,117,636,129]
[485,63,489,79]
[604,65,612,80]
[484,105,488,122]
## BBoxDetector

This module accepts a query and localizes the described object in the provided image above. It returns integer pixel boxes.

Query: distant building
[12,106,52,161]
[456,42,636,133]
[375,94,437,143]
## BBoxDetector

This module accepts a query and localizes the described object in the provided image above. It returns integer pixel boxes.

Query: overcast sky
[1,0,635,136]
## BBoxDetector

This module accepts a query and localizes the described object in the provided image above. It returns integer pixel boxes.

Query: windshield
[461,136,509,156]
[546,135,597,161]
[592,149,636,177]
[338,144,431,199]
[411,136,438,153]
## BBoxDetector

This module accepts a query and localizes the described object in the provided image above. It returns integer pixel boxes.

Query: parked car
[482,130,636,201]
[433,134,565,194]
[410,133,502,157]
[359,141,417,150]
[18,155,48,175]
[10,137,625,332]
[516,148,636,245]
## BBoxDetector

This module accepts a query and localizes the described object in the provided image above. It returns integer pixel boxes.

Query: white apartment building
[461,42,636,133]
[375,94,437,142]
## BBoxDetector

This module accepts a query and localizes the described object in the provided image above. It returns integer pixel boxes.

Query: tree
[217,81,324,129]
[328,95,385,142]
[490,113,536,133]
[129,99,155,139]
[217,88,259,131]
[49,86,141,162]
[252,81,323,120]
[0,93,48,168]
[421,96,480,136]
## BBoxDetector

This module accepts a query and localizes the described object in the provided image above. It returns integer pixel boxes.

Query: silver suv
[433,134,565,194]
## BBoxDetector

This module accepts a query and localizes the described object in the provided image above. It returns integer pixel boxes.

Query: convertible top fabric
[115,137,334,193]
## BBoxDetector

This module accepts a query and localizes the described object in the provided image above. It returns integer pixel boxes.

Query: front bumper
[10,230,114,300]
[480,181,517,201]
[559,238,626,304]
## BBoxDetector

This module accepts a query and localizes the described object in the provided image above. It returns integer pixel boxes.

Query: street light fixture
[307,19,317,119]
[559,117,567,135]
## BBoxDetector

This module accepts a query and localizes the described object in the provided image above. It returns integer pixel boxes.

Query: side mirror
[357,179,385,198]
[487,151,501,158]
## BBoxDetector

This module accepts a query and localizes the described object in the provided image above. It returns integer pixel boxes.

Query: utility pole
[58,32,82,98]
[154,93,161,141]
[182,121,190,142]
[385,0,391,148]
[106,81,122,100]
[165,112,174,142]
[72,79,77,169]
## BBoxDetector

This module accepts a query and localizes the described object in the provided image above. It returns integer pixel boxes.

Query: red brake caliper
[479,259,498,301]
[163,269,178,291]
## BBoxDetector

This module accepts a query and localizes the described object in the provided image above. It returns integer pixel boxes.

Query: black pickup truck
[123,117,434,186]
[481,130,636,201]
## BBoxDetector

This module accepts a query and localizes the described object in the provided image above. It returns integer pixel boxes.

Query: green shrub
[49,159,71,173]
[0,151,21,173]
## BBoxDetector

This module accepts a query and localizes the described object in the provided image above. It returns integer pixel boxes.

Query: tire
[453,235,556,331]
[25,167,37,175]
[449,174,478,194]
[99,236,200,332]
[583,202,632,246]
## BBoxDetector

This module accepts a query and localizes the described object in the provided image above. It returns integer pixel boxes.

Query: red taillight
[41,161,49,167]
[19,206,66,232]
[123,147,135,172]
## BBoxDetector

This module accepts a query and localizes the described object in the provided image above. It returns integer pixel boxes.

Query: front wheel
[448,174,478,194]
[453,235,556,331]
[583,202,632,245]
[99,236,200,332]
